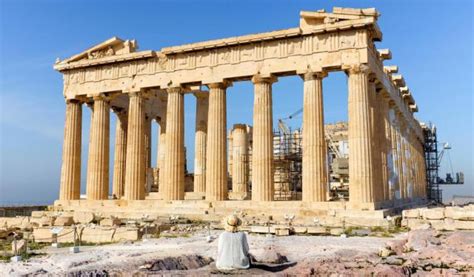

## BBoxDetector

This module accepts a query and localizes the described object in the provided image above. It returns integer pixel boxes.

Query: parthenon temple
[53,7,427,224]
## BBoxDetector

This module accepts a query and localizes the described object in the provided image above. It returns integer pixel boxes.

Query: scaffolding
[273,128,302,200]
[423,123,442,203]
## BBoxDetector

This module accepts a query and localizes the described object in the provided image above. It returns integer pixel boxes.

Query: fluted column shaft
[156,117,166,191]
[194,92,209,193]
[144,116,152,169]
[205,83,228,201]
[232,124,249,194]
[368,80,384,203]
[59,100,82,200]
[124,92,146,200]
[302,71,327,202]
[162,88,185,200]
[347,65,375,204]
[252,75,276,201]
[376,92,389,201]
[86,96,110,200]
[381,97,392,200]
[389,107,401,199]
[112,109,128,198]
[397,116,407,199]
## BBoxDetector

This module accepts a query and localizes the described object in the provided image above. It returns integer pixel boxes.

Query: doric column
[156,118,166,189]
[162,87,185,200]
[397,115,407,199]
[388,106,401,199]
[194,92,209,193]
[205,82,229,201]
[59,99,82,200]
[301,71,328,202]
[251,75,276,201]
[381,96,392,200]
[144,116,152,169]
[86,95,110,200]
[112,108,128,198]
[347,65,375,204]
[231,124,249,194]
[124,92,146,200]
[368,79,384,203]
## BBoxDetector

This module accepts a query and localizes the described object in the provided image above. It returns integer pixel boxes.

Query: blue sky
[0,0,472,205]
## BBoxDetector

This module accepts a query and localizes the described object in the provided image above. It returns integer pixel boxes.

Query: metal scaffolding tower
[423,123,442,203]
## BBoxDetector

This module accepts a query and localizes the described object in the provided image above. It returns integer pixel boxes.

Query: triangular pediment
[59,37,138,64]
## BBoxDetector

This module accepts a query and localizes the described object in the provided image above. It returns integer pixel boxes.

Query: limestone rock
[422,208,444,220]
[73,211,97,224]
[378,247,394,257]
[445,206,474,221]
[402,209,420,218]
[100,217,122,227]
[405,229,440,251]
[31,216,56,227]
[55,216,74,226]
[252,245,288,264]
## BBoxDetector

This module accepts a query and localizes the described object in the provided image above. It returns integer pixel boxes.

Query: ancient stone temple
[53,7,427,226]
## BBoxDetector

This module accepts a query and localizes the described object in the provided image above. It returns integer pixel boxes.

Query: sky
[0,0,472,205]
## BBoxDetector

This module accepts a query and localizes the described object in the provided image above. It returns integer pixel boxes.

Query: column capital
[301,70,328,81]
[206,81,232,90]
[65,98,82,105]
[343,64,371,75]
[167,87,184,94]
[111,106,127,115]
[194,91,209,99]
[233,123,247,130]
[251,74,277,84]
[92,94,111,102]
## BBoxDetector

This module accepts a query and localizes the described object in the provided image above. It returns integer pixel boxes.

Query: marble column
[156,118,166,190]
[59,99,82,200]
[112,109,128,198]
[368,80,383,203]
[205,82,229,201]
[381,96,392,200]
[397,116,407,199]
[194,92,209,193]
[231,124,249,194]
[144,116,152,169]
[347,65,375,204]
[86,96,110,200]
[251,75,276,201]
[376,91,389,201]
[162,87,185,200]
[301,71,328,202]
[389,106,401,199]
[124,92,146,200]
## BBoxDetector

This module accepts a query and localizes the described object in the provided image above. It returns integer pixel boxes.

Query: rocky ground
[0,227,472,276]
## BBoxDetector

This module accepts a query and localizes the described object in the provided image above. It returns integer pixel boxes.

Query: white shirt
[216,231,250,270]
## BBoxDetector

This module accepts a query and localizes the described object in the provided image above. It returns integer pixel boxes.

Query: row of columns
[59,65,426,205]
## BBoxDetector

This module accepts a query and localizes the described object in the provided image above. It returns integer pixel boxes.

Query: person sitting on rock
[216,214,250,270]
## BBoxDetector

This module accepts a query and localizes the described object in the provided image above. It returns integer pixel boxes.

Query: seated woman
[216,215,250,270]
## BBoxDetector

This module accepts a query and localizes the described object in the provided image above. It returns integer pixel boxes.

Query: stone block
[250,226,274,234]
[73,211,97,224]
[442,218,457,231]
[422,208,444,220]
[445,207,474,221]
[228,192,249,200]
[453,220,474,230]
[31,216,56,227]
[402,219,430,230]
[307,226,328,235]
[31,211,46,218]
[81,227,115,243]
[292,226,307,234]
[319,217,344,227]
[330,228,344,236]
[33,227,53,243]
[113,227,141,241]
[274,228,290,236]
[0,217,29,228]
[55,216,74,226]
[428,220,446,231]
[402,209,420,218]
[100,217,122,227]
